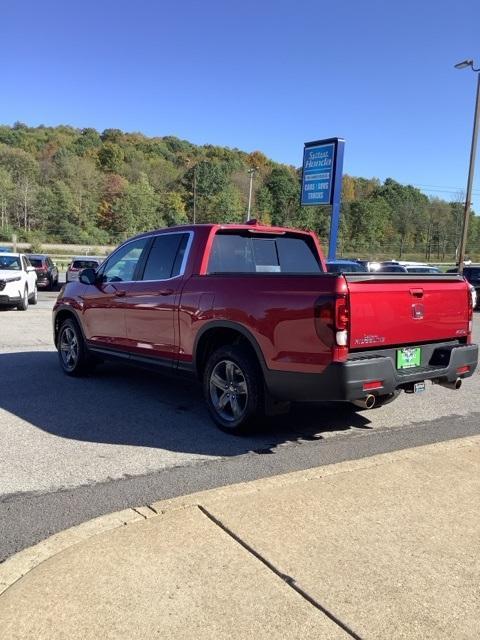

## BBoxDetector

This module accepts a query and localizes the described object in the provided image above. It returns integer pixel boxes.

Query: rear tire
[203,345,264,434]
[57,318,93,376]
[17,288,29,311]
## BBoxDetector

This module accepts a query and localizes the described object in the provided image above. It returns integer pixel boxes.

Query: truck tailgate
[345,274,470,349]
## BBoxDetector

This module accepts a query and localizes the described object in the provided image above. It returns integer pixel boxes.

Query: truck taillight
[335,297,349,330]
[334,295,349,358]
[315,295,349,361]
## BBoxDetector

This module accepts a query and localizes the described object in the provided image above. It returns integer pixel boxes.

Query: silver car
[66,257,103,283]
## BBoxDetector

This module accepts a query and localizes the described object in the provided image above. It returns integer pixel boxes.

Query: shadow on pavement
[0,351,372,456]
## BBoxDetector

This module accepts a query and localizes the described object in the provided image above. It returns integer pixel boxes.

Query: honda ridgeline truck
[53,222,478,433]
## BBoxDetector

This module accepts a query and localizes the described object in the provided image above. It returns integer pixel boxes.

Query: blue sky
[1,0,480,207]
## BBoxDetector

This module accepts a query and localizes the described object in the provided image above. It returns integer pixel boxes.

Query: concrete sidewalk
[1,436,479,639]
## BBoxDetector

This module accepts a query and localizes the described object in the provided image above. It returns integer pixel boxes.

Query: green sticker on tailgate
[397,347,421,369]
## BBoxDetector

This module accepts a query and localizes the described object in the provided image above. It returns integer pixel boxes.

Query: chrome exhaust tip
[352,394,376,409]
[434,378,462,390]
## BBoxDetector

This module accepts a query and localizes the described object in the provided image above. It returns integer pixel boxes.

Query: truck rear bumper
[264,342,478,403]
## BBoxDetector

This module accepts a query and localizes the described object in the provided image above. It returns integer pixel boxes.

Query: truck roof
[131,221,315,239]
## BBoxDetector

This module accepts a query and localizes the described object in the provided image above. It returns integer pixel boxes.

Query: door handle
[159,288,174,296]
[410,288,424,298]
[115,290,126,297]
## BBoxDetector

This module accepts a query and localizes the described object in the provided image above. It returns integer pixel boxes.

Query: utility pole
[193,165,197,224]
[454,59,480,273]
[247,167,257,221]
[185,158,198,224]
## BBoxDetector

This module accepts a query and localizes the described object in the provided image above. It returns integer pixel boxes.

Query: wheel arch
[53,306,86,348]
[193,321,267,378]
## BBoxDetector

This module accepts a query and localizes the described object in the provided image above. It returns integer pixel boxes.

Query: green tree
[265,166,299,226]
[74,128,101,155]
[112,175,158,234]
[255,186,274,223]
[206,184,244,223]
[343,197,392,252]
[158,191,188,226]
[98,143,124,172]
[0,167,14,229]
[374,178,428,257]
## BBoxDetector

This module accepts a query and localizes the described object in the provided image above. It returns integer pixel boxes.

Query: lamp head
[454,59,473,70]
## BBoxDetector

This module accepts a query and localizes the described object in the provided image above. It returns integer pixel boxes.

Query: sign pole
[327,139,345,260]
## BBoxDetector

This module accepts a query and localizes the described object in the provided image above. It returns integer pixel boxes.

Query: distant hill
[0,122,478,260]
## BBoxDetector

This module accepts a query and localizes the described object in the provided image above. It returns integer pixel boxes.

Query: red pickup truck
[53,222,478,433]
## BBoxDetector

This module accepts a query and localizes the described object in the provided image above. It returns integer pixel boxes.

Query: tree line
[0,122,478,260]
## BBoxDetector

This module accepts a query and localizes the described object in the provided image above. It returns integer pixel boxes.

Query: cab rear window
[208,233,322,274]
[28,258,44,267]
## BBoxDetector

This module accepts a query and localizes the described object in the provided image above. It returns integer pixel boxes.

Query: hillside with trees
[0,122,479,260]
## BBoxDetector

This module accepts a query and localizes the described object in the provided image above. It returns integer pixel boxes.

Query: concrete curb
[1,434,478,598]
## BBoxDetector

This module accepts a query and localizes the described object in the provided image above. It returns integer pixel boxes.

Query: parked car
[326,259,368,273]
[378,262,408,273]
[355,259,382,272]
[53,222,478,433]
[0,252,37,310]
[447,265,480,309]
[404,265,442,274]
[66,257,103,283]
[25,254,59,290]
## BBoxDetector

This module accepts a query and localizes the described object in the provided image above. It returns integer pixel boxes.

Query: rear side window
[208,234,321,274]
[29,258,43,267]
[142,233,189,281]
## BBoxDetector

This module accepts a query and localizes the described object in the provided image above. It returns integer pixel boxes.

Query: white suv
[0,253,38,310]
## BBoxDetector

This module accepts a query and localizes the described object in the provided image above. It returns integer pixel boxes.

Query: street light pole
[455,59,480,273]
[247,168,257,221]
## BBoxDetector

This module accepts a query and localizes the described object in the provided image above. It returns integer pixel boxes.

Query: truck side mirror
[79,268,97,285]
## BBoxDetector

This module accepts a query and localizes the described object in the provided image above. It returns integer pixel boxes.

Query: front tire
[17,287,29,311]
[203,345,264,434]
[29,284,38,305]
[57,318,92,376]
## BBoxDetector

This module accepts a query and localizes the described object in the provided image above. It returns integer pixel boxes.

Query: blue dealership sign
[301,137,345,259]
[301,138,343,206]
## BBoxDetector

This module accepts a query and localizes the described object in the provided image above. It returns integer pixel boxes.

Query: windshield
[0,256,21,270]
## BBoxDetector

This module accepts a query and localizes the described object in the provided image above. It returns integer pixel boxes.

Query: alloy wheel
[209,359,248,423]
[60,326,79,371]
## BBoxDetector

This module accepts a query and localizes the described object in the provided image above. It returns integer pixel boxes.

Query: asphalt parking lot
[1,289,479,560]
